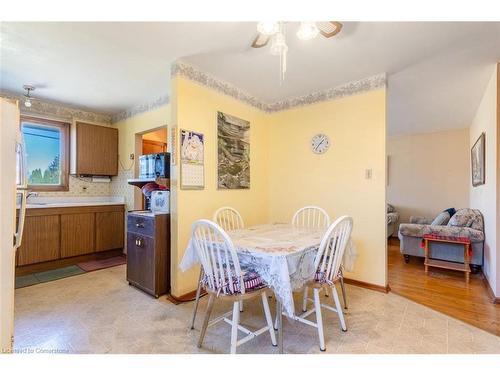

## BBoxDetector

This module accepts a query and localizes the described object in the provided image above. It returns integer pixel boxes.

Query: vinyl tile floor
[13,265,500,354]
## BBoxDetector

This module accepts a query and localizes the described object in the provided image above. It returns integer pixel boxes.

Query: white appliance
[150,190,170,213]
[0,98,27,352]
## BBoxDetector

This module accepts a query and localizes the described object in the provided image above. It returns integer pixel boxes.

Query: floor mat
[15,274,40,289]
[77,256,126,272]
[33,265,85,283]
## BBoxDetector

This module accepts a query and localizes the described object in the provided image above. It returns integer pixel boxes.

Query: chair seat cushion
[202,269,266,295]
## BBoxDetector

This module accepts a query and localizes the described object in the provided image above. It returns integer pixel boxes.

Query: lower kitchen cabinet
[96,211,125,251]
[61,213,95,258]
[16,204,125,271]
[127,212,170,298]
[17,215,60,266]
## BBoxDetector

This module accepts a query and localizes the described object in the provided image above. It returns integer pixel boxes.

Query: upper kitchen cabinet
[70,121,118,176]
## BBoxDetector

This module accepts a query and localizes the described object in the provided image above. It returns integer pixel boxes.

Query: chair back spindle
[292,206,331,230]
[213,207,245,232]
[314,216,353,283]
[191,219,244,296]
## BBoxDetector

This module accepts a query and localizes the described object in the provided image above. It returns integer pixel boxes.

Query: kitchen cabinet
[16,204,125,273]
[17,215,60,266]
[96,211,124,251]
[70,121,118,176]
[61,213,95,258]
[127,212,170,298]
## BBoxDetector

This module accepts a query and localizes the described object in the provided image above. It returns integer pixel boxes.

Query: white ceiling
[1,22,499,134]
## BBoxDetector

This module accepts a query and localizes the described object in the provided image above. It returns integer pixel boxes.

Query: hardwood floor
[388,237,500,336]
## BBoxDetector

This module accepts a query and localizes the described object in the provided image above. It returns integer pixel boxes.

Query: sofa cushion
[398,223,484,242]
[448,208,484,231]
[444,208,456,217]
[431,211,451,226]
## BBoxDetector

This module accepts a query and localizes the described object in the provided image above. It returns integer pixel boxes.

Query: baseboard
[344,277,390,294]
[168,278,390,304]
[481,272,500,304]
[167,288,206,305]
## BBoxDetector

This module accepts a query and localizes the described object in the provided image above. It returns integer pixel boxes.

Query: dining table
[179,223,326,354]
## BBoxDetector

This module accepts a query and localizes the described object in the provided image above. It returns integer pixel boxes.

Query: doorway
[133,126,168,210]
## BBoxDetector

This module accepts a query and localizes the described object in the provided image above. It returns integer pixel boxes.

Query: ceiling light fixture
[23,85,35,108]
[252,22,343,83]
[269,23,288,84]
[296,22,320,40]
[257,22,279,36]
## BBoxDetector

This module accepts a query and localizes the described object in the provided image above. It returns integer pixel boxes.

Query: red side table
[422,234,472,283]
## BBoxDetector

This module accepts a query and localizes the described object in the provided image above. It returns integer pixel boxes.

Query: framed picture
[471,133,485,187]
[217,111,250,189]
[180,129,204,190]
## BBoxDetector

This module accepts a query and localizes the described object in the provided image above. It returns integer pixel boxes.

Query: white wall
[387,129,470,225]
[469,65,498,296]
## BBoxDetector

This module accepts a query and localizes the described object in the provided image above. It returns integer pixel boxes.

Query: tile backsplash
[36,176,112,197]
[110,169,135,210]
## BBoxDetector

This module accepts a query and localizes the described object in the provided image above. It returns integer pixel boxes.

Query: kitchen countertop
[23,196,125,209]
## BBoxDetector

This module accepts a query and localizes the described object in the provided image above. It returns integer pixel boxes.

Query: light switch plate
[365,169,372,179]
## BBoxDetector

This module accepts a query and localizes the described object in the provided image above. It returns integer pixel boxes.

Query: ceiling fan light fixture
[270,32,287,56]
[297,22,319,40]
[257,21,279,36]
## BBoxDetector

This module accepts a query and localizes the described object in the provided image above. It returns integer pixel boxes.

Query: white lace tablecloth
[179,224,325,317]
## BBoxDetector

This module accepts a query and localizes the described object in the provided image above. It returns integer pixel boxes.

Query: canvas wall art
[471,132,485,187]
[217,111,250,189]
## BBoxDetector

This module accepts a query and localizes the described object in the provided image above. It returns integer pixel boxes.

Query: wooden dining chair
[191,219,276,354]
[213,206,245,231]
[292,205,331,229]
[285,216,353,351]
[190,207,245,329]
[293,206,348,311]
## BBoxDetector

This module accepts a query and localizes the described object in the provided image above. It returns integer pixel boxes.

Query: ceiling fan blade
[251,33,270,48]
[317,22,343,38]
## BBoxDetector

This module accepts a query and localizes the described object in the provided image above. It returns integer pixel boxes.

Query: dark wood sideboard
[126,211,170,298]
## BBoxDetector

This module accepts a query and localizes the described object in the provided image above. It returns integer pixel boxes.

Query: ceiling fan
[251,22,343,83]
[251,21,343,48]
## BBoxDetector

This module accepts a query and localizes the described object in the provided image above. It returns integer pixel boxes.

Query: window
[21,116,70,191]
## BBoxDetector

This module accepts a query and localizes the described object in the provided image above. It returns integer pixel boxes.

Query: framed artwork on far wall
[471,132,485,187]
[217,111,250,189]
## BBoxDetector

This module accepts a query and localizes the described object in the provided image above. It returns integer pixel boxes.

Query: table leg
[465,244,470,284]
[424,239,429,274]
[276,300,283,354]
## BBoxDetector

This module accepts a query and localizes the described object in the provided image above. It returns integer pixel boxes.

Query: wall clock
[311,134,330,154]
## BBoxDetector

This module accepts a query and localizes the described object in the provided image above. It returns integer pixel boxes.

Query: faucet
[27,192,39,201]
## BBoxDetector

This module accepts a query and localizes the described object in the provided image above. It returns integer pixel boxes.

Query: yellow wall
[171,77,270,296]
[112,104,171,210]
[267,89,387,287]
[113,104,171,168]
[119,78,387,295]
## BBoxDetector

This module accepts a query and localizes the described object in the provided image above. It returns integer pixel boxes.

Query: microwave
[139,152,170,179]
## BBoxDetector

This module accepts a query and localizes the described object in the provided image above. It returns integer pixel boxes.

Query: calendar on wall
[180,129,205,190]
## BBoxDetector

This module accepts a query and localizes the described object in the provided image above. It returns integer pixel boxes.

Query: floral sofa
[387,204,399,238]
[398,208,484,268]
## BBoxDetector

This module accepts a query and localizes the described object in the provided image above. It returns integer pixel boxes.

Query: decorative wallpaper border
[171,61,386,113]
[111,94,170,123]
[0,91,112,124]
[171,62,268,111]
